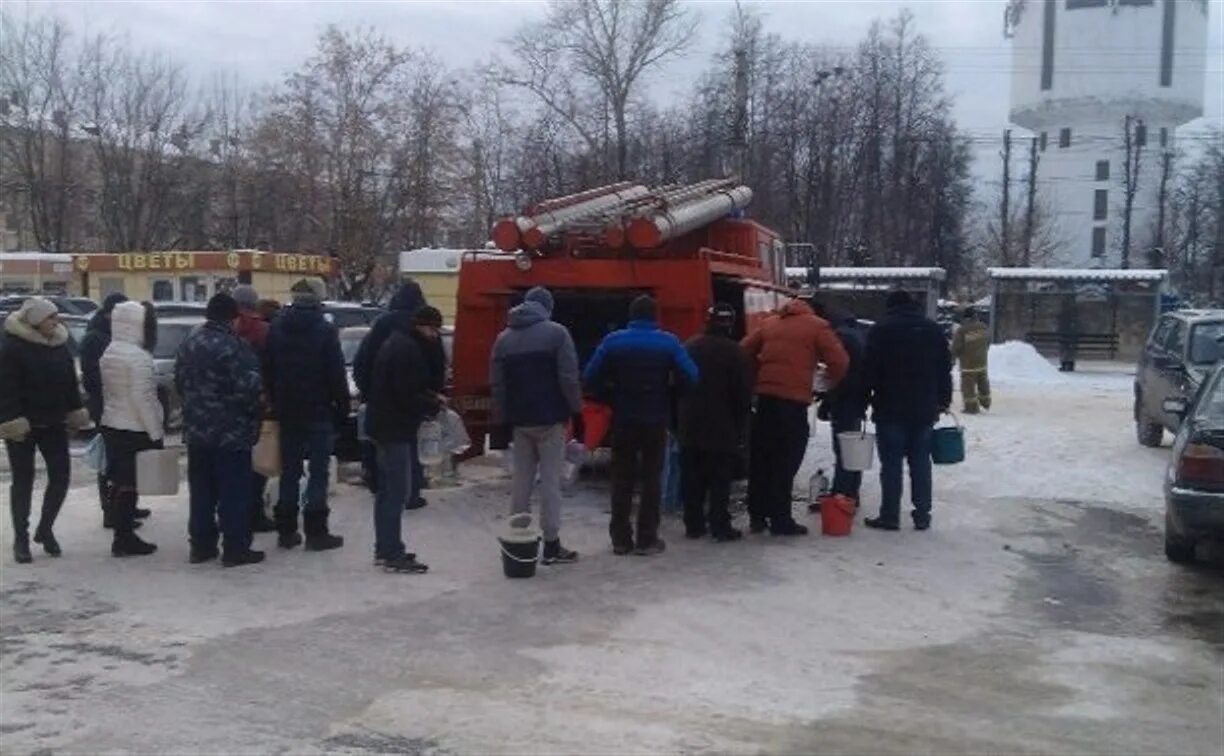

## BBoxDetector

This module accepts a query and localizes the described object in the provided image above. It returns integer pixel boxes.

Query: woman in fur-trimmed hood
[0,297,90,564]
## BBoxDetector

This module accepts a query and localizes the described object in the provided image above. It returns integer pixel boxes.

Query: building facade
[1007,0,1209,267]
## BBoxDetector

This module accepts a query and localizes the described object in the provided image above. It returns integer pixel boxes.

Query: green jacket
[952,319,989,373]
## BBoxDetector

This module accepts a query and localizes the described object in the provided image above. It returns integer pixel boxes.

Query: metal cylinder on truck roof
[521,184,650,250]
[626,186,753,249]
[490,182,636,252]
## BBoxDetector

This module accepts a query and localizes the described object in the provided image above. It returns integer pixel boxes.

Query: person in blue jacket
[583,295,698,556]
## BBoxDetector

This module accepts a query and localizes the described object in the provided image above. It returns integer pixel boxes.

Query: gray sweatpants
[511,424,565,542]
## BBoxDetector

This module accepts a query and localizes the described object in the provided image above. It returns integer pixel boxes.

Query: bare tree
[0,12,87,251]
[502,0,698,179]
[80,34,202,251]
[1119,114,1145,269]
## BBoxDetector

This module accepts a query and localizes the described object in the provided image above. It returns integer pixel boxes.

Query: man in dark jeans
[742,298,848,535]
[678,303,752,542]
[813,302,868,502]
[862,290,953,532]
[175,293,265,566]
[266,279,349,551]
[365,304,437,574]
[583,295,698,556]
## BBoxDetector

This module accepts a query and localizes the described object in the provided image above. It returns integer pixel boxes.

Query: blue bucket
[931,414,965,465]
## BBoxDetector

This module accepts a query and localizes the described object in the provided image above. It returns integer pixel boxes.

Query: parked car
[0,294,97,317]
[1162,363,1224,563]
[1134,309,1224,447]
[151,316,204,430]
[323,301,383,329]
[334,326,370,462]
[153,301,208,319]
[332,324,454,462]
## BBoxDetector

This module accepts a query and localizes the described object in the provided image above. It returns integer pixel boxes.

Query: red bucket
[820,494,855,537]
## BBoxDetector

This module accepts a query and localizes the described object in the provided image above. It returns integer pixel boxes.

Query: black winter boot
[275,506,302,550]
[33,527,61,557]
[303,510,343,552]
[110,489,157,557]
[13,536,32,564]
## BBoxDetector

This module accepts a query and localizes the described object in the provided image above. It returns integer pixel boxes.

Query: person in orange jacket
[742,298,849,535]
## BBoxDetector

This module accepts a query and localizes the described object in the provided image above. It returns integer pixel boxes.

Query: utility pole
[1154,147,1172,263]
[999,129,1012,264]
[1023,135,1039,267]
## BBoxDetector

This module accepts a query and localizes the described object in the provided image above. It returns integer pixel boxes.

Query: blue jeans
[278,422,334,516]
[875,422,934,525]
[188,444,254,555]
[374,441,417,559]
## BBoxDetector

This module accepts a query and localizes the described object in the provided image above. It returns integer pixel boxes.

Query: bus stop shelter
[988,268,1167,364]
[785,266,945,320]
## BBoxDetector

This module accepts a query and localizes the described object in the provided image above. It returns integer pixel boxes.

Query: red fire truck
[451,179,793,451]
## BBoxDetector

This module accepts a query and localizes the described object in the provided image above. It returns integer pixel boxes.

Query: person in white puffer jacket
[100,301,164,557]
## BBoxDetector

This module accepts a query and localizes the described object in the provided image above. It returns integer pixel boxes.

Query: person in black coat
[813,300,868,502]
[353,281,427,496]
[862,290,953,532]
[0,298,91,563]
[365,308,439,574]
[265,278,349,551]
[79,293,133,528]
[677,303,752,542]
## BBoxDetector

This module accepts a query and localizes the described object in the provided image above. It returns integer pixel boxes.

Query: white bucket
[837,430,875,472]
[136,448,181,496]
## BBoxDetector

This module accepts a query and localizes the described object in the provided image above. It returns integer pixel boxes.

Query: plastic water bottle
[808,468,830,509]
[417,420,444,466]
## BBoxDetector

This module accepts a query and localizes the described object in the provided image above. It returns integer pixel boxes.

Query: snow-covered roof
[988,268,1167,282]
[0,252,74,262]
[785,266,947,281]
[398,248,463,273]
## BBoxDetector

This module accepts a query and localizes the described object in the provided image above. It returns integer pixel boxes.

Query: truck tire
[1136,408,1164,448]
[1164,529,1196,564]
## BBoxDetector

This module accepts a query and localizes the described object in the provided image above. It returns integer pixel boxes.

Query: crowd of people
[1,279,970,571]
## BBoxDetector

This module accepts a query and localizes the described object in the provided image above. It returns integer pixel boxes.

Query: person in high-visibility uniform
[951,307,991,414]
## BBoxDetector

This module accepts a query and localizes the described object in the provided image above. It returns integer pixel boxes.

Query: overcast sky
[16,0,1224,184]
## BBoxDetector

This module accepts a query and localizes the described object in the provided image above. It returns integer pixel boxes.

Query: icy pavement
[3,359,1223,755]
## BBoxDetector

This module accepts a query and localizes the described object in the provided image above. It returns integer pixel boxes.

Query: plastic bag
[83,434,107,472]
[439,407,471,455]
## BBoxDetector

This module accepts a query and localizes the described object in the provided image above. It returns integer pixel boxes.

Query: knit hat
[100,292,128,315]
[206,292,239,323]
[629,294,656,322]
[20,297,58,327]
[232,284,259,312]
[524,286,554,314]
[290,278,323,304]
[414,306,443,328]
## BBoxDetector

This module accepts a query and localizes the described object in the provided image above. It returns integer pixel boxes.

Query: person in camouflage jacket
[951,307,991,414]
[174,293,265,566]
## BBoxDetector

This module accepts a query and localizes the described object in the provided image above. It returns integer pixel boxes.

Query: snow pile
[989,340,1063,384]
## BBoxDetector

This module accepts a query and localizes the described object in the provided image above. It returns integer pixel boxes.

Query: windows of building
[1091,227,1106,258]
[1095,160,1110,181]
[1094,189,1108,221]
[151,279,174,302]
[1059,128,1072,148]
[1136,123,1148,146]
[1066,0,1107,8]
[1160,127,1169,147]
[1040,131,1049,151]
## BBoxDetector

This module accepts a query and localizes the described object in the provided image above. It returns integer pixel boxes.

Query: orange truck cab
[451,183,793,453]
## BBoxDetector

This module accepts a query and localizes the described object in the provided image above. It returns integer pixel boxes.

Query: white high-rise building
[1007,0,1209,267]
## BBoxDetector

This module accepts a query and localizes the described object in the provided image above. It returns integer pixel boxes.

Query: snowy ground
[2,346,1222,755]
